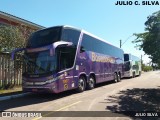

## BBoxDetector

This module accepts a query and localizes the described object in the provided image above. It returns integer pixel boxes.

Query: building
[0,11,45,30]
[0,11,45,52]
[0,11,45,87]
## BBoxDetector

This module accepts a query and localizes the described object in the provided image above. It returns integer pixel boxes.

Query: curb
[0,92,31,101]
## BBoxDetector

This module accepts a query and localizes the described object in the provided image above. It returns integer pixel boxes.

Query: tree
[0,24,34,52]
[133,10,160,67]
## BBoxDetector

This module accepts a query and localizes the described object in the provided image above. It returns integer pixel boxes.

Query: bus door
[57,46,76,90]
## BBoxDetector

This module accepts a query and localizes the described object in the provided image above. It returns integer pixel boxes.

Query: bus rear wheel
[87,76,95,90]
[138,71,141,76]
[114,73,118,83]
[117,73,121,82]
[76,76,86,92]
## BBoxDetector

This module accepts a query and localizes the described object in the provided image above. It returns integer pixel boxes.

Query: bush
[0,24,34,52]
[143,66,153,72]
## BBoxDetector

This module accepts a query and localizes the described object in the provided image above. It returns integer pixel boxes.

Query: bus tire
[114,73,118,83]
[138,71,141,76]
[87,76,95,90]
[76,76,86,92]
[132,72,135,78]
[117,73,121,82]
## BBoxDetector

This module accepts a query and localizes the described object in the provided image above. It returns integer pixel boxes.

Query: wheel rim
[118,74,120,81]
[114,74,117,82]
[89,77,94,88]
[79,78,85,90]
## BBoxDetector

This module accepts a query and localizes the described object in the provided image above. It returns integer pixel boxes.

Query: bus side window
[59,52,68,70]
[80,46,85,53]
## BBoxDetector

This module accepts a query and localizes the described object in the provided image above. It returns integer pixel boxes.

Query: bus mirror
[50,41,73,56]
[49,48,54,56]
[11,48,25,60]
[80,47,85,53]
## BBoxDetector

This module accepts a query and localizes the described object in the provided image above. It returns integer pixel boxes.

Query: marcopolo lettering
[91,52,115,63]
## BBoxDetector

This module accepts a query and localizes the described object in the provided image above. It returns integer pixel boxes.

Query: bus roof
[63,25,123,51]
[124,53,140,61]
[35,25,123,51]
[81,29,122,51]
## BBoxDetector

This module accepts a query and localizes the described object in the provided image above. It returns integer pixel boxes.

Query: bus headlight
[34,82,46,85]
[25,82,34,85]
[46,78,56,84]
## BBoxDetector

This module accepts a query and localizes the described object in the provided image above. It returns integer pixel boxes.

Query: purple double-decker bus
[12,25,124,93]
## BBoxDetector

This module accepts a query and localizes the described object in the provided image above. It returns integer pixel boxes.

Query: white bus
[124,53,141,78]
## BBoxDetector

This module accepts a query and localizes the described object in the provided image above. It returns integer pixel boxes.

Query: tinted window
[81,34,124,59]
[124,54,129,61]
[61,28,80,46]
[27,27,61,48]
[57,47,76,71]
[81,35,93,52]
[124,61,131,71]
[23,50,57,76]
[132,65,138,70]
[124,54,140,61]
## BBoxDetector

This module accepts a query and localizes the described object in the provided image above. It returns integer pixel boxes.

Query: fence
[0,52,23,89]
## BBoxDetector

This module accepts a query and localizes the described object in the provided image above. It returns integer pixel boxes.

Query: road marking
[32,101,82,120]
[38,89,100,111]
[55,101,82,111]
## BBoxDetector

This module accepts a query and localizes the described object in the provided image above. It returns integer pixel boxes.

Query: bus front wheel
[132,72,135,78]
[77,76,86,92]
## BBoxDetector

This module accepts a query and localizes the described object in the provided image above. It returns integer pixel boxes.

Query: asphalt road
[1,71,160,120]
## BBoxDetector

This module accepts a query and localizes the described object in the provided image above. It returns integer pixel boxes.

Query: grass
[0,86,23,97]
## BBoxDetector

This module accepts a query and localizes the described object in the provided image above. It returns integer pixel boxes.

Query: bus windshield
[23,50,57,76]
[124,54,129,61]
[23,27,80,76]
[27,27,80,48]
[124,61,131,71]
[27,27,61,48]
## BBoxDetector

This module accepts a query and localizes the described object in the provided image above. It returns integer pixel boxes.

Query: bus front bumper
[23,82,59,93]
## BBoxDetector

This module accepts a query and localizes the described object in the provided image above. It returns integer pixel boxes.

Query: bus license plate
[32,89,37,92]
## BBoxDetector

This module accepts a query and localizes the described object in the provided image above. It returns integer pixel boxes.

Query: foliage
[141,62,153,72]
[0,24,34,52]
[142,65,153,72]
[107,88,160,118]
[133,10,160,67]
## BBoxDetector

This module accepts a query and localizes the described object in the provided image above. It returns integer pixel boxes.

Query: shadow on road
[105,88,160,120]
[0,90,78,111]
[0,80,114,111]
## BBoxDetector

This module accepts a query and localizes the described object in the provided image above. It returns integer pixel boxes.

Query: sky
[0,0,159,64]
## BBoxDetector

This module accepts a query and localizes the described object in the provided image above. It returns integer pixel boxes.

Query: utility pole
[120,35,133,48]
[120,39,122,48]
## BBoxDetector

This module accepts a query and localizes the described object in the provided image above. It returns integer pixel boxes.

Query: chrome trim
[74,76,78,78]
[65,76,73,79]
[24,86,50,89]
[24,78,56,86]
[95,74,100,75]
